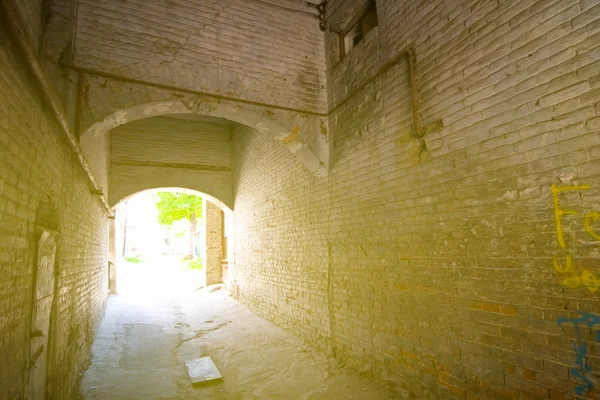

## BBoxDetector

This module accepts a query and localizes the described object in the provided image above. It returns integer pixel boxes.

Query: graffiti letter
[551,185,590,248]
[584,211,600,241]
[562,274,581,289]
[562,270,600,293]
[581,270,600,293]
[552,255,572,273]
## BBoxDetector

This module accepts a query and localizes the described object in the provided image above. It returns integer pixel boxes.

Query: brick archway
[111,187,232,214]
[80,100,328,177]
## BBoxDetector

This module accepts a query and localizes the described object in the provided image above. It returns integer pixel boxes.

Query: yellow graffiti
[553,255,573,273]
[562,270,600,293]
[550,184,600,293]
[551,184,591,248]
[585,211,600,241]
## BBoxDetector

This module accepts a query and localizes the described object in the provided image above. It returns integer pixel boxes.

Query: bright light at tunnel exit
[113,189,228,302]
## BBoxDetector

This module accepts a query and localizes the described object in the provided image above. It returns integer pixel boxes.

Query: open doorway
[110,189,233,299]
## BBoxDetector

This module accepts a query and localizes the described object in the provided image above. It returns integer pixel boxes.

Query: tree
[153,192,203,257]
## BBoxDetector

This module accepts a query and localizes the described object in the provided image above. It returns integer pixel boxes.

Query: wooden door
[29,230,57,400]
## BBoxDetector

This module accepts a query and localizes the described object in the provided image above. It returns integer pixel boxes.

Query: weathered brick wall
[109,115,233,207]
[73,0,327,113]
[14,0,43,49]
[38,0,77,103]
[80,133,111,202]
[0,25,108,400]
[205,201,224,286]
[233,124,332,352]
[232,0,600,398]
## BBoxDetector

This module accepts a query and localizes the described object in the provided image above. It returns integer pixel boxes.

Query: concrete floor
[78,263,392,399]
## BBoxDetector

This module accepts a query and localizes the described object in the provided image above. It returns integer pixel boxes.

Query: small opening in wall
[340,2,378,59]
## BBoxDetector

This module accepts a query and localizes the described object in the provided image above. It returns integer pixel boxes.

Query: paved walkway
[78,264,392,399]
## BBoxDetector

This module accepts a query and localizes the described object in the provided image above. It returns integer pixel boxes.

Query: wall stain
[319,120,328,138]
[282,124,300,144]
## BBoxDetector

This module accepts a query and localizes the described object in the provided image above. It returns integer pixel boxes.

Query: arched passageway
[5,0,600,398]
[80,99,328,193]
[81,187,387,400]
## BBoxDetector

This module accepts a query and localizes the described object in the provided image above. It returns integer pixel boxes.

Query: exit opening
[109,189,233,300]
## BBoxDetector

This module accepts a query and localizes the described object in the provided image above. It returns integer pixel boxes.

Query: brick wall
[73,0,327,113]
[14,0,43,49]
[233,124,333,353]
[109,115,233,207]
[0,24,108,400]
[80,133,110,201]
[232,0,600,398]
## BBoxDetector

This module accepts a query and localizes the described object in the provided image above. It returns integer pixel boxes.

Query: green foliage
[182,258,203,271]
[124,256,142,263]
[153,192,203,226]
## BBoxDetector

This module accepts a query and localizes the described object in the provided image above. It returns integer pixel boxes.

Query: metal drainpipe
[0,0,111,213]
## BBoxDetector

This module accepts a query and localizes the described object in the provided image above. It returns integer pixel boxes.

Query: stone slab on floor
[185,357,222,385]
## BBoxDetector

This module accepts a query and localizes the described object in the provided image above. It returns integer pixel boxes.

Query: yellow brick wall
[0,25,109,400]
[232,0,600,398]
